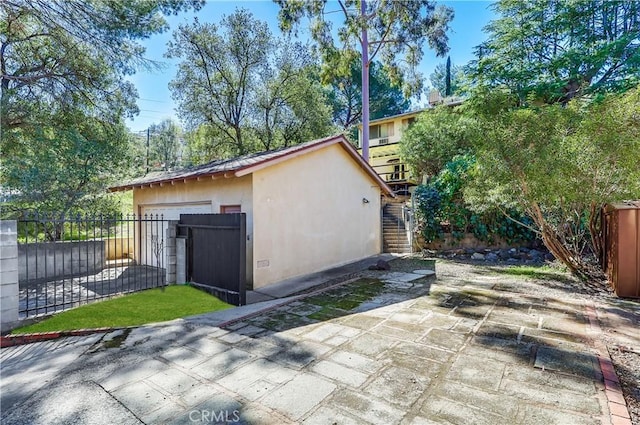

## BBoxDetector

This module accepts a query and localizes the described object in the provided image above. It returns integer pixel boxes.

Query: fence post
[165,221,178,285]
[176,236,187,285]
[0,221,19,333]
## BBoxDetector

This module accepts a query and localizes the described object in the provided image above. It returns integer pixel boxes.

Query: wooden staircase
[382,202,412,253]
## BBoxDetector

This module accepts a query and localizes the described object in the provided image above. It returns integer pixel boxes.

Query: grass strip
[12,285,232,334]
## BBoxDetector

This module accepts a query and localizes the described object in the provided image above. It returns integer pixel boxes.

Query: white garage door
[140,203,213,220]
[139,203,212,268]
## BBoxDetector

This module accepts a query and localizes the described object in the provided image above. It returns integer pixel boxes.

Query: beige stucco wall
[132,175,254,286]
[252,144,382,288]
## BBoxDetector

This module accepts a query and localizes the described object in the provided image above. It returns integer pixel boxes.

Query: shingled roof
[109,134,394,195]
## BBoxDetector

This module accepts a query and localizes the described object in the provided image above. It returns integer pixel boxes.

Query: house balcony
[358,142,416,195]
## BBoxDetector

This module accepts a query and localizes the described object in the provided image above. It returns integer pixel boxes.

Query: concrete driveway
[1,259,635,424]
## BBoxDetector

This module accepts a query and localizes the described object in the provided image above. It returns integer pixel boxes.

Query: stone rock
[464,248,476,255]
[545,253,555,261]
[520,247,530,253]
[368,259,391,271]
[506,258,519,263]
[498,250,511,260]
[471,252,485,260]
[528,249,542,258]
[485,252,499,261]
[509,248,518,254]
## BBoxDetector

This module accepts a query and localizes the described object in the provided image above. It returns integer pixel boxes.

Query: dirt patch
[609,347,640,425]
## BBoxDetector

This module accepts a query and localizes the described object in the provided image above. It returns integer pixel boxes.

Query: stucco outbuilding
[110,134,393,290]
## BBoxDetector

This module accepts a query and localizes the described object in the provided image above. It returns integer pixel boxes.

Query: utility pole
[361,0,370,163]
[146,127,150,174]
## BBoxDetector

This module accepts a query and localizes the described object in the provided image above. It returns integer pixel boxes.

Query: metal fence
[17,213,169,318]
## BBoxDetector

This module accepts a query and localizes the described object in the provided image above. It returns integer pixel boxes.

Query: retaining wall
[18,241,106,284]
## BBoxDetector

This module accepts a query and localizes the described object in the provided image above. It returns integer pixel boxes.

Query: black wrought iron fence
[17,213,169,318]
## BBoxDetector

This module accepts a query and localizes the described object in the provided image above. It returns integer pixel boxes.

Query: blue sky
[127,0,496,133]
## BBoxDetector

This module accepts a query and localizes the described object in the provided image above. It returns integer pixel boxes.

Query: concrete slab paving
[2,259,632,424]
[260,373,336,420]
[1,381,142,425]
[379,271,425,283]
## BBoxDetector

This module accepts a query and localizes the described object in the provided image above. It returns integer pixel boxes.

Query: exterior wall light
[362,198,370,204]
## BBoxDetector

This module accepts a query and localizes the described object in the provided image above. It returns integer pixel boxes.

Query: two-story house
[357,94,464,196]
[357,110,421,196]
[357,94,464,254]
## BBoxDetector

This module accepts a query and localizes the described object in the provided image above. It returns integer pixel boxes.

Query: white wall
[133,175,254,286]
[252,144,382,288]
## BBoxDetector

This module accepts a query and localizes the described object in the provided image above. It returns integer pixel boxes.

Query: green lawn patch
[12,285,232,334]
[492,265,569,280]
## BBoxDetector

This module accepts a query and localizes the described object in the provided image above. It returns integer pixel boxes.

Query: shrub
[414,155,535,245]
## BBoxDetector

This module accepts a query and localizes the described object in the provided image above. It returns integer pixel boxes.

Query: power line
[138,98,170,103]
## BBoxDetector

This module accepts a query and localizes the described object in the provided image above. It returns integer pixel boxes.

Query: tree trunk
[529,202,605,284]
[588,202,605,267]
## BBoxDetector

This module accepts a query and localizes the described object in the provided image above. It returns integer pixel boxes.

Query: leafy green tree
[1,113,132,227]
[275,69,335,149]
[167,9,269,156]
[328,60,410,131]
[414,155,535,245]
[1,0,202,221]
[149,119,182,171]
[181,125,234,166]
[0,0,204,130]
[275,0,453,161]
[399,106,476,179]
[429,57,465,97]
[250,44,334,151]
[472,0,640,104]
[464,87,640,282]
[168,9,333,158]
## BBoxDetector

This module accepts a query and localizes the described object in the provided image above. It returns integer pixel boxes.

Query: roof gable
[109,134,394,196]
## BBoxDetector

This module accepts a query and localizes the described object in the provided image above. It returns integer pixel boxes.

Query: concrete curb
[213,277,363,329]
[585,301,633,425]
[0,327,127,348]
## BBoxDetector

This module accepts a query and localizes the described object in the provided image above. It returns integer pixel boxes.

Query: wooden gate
[178,214,246,305]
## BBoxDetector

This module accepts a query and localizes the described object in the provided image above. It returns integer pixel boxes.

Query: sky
[126,0,496,133]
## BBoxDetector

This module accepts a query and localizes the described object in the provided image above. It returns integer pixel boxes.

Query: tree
[399,106,476,179]
[429,56,465,97]
[149,119,182,171]
[472,0,640,104]
[0,0,204,131]
[167,10,269,156]
[168,9,334,158]
[463,88,640,282]
[275,0,453,161]
[1,112,133,227]
[181,125,233,166]
[250,43,334,151]
[328,60,410,131]
[1,0,203,221]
